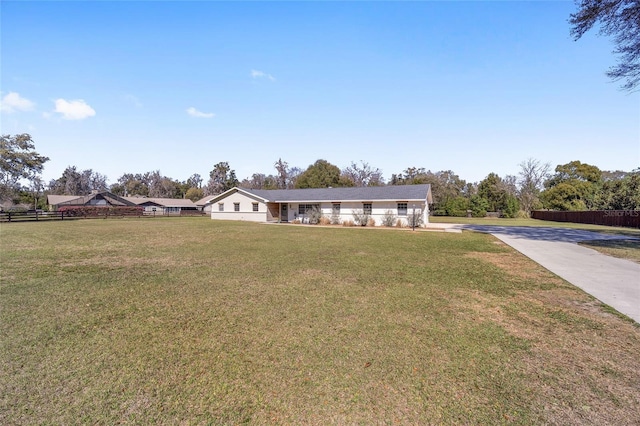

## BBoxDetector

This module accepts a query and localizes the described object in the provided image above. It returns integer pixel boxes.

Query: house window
[252,203,259,212]
[397,203,408,216]
[234,203,240,212]
[363,203,372,215]
[298,204,319,215]
[332,203,340,215]
[218,203,224,212]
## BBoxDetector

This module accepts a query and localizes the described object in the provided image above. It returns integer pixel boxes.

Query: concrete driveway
[458,225,640,324]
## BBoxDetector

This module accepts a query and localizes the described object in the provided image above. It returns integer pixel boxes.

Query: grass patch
[1,218,639,424]
[578,239,640,264]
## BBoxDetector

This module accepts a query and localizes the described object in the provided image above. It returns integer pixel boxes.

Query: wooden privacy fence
[531,210,640,228]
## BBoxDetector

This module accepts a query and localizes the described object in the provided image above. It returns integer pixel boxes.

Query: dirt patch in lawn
[457,264,640,425]
[461,243,640,424]
[464,251,565,284]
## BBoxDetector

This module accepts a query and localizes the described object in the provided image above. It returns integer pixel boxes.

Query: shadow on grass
[461,225,640,243]
[430,217,640,238]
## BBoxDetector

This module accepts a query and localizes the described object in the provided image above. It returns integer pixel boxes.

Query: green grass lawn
[578,239,640,264]
[1,218,639,424]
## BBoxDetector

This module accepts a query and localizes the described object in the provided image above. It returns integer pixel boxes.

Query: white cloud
[186,107,215,118]
[54,98,96,120]
[251,69,276,81]
[1,92,35,113]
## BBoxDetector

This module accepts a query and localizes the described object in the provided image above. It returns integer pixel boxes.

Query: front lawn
[1,219,638,424]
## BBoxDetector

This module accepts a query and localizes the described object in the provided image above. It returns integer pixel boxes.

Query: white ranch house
[205,185,433,226]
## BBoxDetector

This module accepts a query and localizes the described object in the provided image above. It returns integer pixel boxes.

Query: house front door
[280,204,288,222]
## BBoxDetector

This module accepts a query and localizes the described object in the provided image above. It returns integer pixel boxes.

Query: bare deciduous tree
[205,162,238,195]
[342,161,384,187]
[518,158,550,215]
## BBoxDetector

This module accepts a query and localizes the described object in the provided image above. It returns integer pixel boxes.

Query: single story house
[204,185,433,226]
[124,196,198,215]
[47,191,136,211]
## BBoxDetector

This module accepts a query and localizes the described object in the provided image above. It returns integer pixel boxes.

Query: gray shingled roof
[242,184,432,203]
[47,192,135,207]
[194,194,218,206]
[47,195,81,205]
[124,197,196,208]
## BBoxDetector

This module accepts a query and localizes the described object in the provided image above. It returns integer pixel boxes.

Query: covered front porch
[267,202,291,222]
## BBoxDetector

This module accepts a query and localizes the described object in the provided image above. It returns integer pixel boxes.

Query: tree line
[1,134,638,215]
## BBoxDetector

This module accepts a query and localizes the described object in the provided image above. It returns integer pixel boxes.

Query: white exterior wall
[291,201,429,226]
[210,192,267,222]
[209,191,431,226]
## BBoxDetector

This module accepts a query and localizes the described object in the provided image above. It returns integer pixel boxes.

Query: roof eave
[271,198,429,203]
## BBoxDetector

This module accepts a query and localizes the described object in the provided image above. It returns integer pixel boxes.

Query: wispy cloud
[1,92,35,113]
[124,94,143,108]
[186,107,215,118]
[251,69,276,82]
[53,98,96,120]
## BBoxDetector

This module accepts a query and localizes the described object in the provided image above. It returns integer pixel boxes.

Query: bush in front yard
[307,206,322,224]
[381,210,396,227]
[407,210,424,228]
[352,209,370,226]
[318,216,331,225]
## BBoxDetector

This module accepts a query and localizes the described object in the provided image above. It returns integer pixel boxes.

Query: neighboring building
[194,194,219,214]
[47,192,199,216]
[204,185,432,226]
[47,191,136,211]
[124,197,198,216]
[0,199,31,212]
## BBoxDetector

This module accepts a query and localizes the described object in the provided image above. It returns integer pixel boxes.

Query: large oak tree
[295,159,353,189]
[0,134,49,200]
[570,0,640,90]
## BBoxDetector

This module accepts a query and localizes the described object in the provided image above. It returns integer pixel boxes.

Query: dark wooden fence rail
[0,212,65,223]
[531,210,640,228]
[1,210,206,223]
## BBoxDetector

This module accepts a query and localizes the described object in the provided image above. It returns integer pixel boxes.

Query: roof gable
[205,187,270,205]
[48,191,136,207]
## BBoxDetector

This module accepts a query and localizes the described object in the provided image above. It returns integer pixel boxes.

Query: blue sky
[1,1,638,186]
